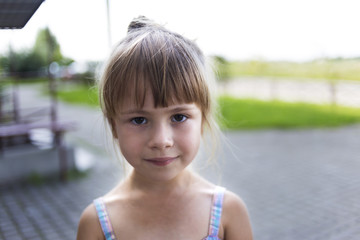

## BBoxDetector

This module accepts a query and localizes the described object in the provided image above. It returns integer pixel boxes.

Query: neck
[125,169,195,195]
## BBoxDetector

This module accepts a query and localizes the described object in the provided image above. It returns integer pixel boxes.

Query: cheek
[116,127,143,158]
[176,121,202,154]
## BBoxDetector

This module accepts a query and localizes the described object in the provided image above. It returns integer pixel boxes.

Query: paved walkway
[1,84,360,239]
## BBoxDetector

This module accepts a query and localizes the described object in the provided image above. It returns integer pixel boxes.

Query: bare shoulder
[222,190,253,240]
[76,203,104,240]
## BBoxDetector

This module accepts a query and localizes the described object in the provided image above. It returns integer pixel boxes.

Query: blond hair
[98,16,218,145]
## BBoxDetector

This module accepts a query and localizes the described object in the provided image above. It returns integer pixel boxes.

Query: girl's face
[113,91,203,182]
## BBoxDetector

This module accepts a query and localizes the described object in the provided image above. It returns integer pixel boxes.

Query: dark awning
[0,0,45,29]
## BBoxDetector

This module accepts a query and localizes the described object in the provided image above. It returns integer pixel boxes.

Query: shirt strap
[208,186,226,236]
[93,197,116,240]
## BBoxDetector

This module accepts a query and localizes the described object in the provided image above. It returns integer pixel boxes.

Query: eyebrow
[120,105,197,115]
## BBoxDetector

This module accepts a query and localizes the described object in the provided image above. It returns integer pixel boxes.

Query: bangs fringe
[102,29,210,119]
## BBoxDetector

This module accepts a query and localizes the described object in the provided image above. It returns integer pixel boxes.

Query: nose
[148,122,174,150]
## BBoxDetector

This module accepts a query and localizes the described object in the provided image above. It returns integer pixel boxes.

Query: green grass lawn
[218,96,360,129]
[56,85,98,107]
[55,85,360,129]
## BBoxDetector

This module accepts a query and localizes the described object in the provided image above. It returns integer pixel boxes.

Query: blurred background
[1,0,360,239]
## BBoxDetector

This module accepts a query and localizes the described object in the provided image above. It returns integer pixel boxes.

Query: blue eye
[131,117,147,125]
[171,114,187,123]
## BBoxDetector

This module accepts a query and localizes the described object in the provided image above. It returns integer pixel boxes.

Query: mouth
[144,157,178,166]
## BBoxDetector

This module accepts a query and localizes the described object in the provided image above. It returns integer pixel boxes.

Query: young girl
[77,16,253,240]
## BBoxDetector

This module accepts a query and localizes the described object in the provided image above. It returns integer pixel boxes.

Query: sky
[1,0,360,62]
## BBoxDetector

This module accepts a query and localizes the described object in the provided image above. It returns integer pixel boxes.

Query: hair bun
[127,16,158,33]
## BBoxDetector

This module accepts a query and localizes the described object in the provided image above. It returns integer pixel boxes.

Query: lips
[144,157,178,166]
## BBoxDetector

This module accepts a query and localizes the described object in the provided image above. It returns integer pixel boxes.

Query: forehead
[120,89,153,109]
[119,89,198,112]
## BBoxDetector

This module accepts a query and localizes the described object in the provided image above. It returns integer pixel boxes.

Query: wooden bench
[0,121,75,138]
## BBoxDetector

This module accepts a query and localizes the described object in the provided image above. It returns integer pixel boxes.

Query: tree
[0,27,73,77]
[33,27,63,66]
[0,46,45,77]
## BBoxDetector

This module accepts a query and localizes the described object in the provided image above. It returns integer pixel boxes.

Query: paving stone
[2,229,22,240]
